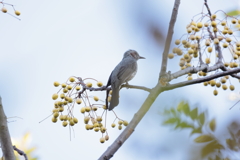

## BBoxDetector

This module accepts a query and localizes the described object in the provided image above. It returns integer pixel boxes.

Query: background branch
[0,96,16,160]
[159,0,181,79]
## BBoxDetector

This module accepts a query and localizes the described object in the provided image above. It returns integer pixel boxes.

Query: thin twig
[13,146,28,160]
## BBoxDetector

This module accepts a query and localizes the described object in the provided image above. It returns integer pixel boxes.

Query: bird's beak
[139,56,145,59]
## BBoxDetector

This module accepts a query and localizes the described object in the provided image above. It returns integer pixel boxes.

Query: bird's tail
[108,88,119,110]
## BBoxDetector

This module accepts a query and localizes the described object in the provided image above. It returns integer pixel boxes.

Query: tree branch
[121,84,151,92]
[0,96,16,160]
[13,146,28,160]
[159,0,181,79]
[98,84,162,160]
[163,68,240,91]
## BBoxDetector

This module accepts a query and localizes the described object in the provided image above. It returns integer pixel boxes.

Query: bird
[106,50,145,110]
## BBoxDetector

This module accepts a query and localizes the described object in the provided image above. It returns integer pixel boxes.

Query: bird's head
[123,50,145,60]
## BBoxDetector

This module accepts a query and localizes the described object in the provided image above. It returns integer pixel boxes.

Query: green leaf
[190,108,198,120]
[198,112,205,126]
[163,118,179,125]
[190,127,202,135]
[226,10,240,16]
[209,118,216,132]
[201,140,218,158]
[179,122,194,129]
[195,134,214,143]
[182,103,190,116]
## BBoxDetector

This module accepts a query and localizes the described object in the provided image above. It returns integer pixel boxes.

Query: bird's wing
[116,61,136,84]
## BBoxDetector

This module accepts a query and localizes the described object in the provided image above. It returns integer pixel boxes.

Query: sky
[0,0,240,160]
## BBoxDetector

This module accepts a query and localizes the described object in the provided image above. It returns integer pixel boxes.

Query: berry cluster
[51,77,128,143]
[168,12,240,95]
[1,2,21,16]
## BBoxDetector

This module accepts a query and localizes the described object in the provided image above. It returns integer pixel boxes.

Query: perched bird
[107,50,145,110]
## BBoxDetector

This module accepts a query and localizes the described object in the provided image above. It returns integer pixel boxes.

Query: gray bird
[107,50,145,110]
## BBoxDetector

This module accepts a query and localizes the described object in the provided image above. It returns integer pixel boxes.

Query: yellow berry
[233,62,238,68]
[213,90,218,96]
[211,14,217,19]
[188,49,194,54]
[111,123,116,128]
[85,106,91,112]
[232,19,237,24]
[175,39,181,45]
[197,22,203,28]
[213,27,218,32]
[222,30,228,35]
[222,84,228,90]
[59,106,64,112]
[67,85,72,90]
[230,85,235,91]
[97,81,103,87]
[93,96,99,101]
[182,40,187,45]
[63,88,68,93]
[80,107,85,114]
[76,98,82,104]
[189,35,195,40]
[92,106,98,111]
[207,47,212,53]
[73,117,78,123]
[196,35,201,40]
[68,97,73,103]
[105,135,109,141]
[205,58,210,64]
[210,80,216,86]
[1,8,7,13]
[221,78,226,83]
[118,120,123,125]
[102,105,107,110]
[61,83,67,88]
[107,96,111,102]
[69,77,75,82]
[221,21,226,26]
[123,121,128,126]
[187,27,192,33]
[226,37,232,43]
[211,21,217,27]
[216,82,221,88]
[168,53,174,59]
[188,76,192,80]
[84,117,90,124]
[184,54,190,60]
[53,112,59,118]
[59,93,65,99]
[52,117,57,123]
[97,116,102,122]
[236,42,240,47]
[118,125,122,130]
[63,101,68,105]
[204,23,209,27]
[14,10,21,16]
[228,30,233,35]
[222,43,228,48]
[75,86,81,91]
[224,62,229,67]
[62,121,68,127]
[214,38,219,44]
[100,137,105,143]
[69,120,75,126]
[52,93,58,100]
[86,82,92,87]
[205,40,211,46]
[94,127,99,132]
[53,81,60,87]
[101,126,107,132]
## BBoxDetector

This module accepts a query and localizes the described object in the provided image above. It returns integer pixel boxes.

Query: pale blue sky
[0,0,240,160]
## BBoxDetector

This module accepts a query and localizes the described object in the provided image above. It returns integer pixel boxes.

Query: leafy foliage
[162,101,240,160]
